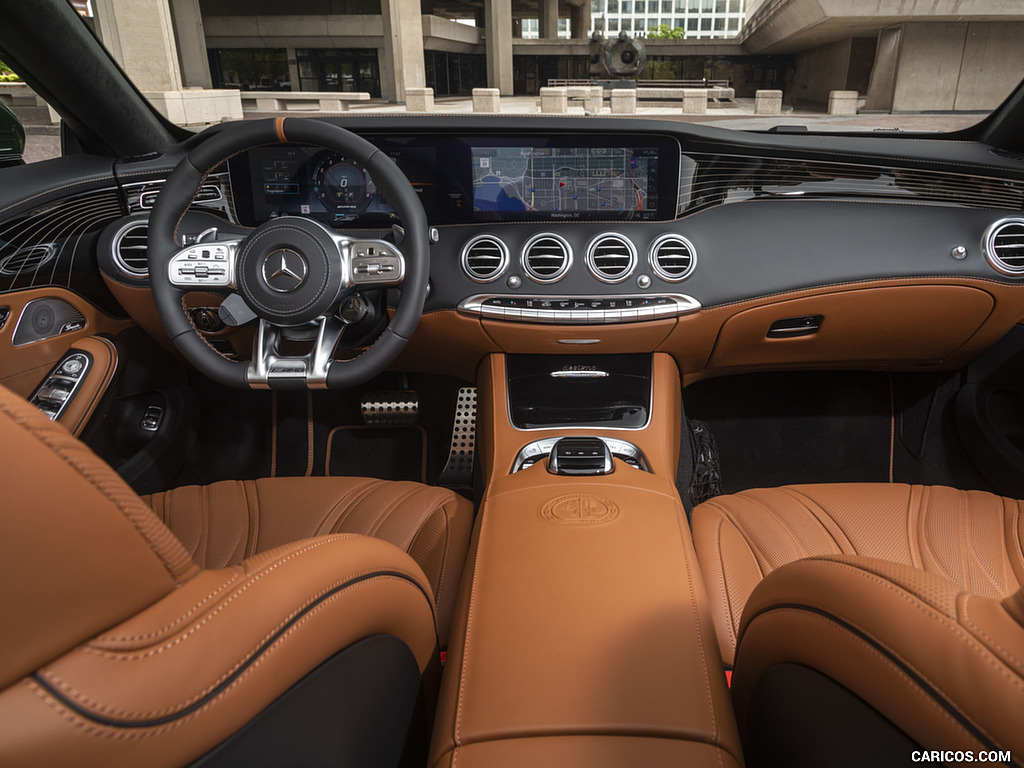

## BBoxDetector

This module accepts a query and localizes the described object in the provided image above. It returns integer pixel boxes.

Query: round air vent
[0,243,57,277]
[112,220,150,277]
[522,233,572,283]
[585,233,637,284]
[985,218,1024,277]
[649,234,696,282]
[461,234,509,282]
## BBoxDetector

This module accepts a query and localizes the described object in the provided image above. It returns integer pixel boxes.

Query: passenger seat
[692,483,1024,767]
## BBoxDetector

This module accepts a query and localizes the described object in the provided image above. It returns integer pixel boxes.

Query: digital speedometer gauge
[312,153,371,212]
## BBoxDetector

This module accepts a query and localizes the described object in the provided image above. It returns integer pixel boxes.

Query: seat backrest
[0,385,197,690]
[731,555,1024,767]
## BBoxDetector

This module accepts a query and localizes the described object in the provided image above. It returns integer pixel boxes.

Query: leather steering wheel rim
[148,117,429,390]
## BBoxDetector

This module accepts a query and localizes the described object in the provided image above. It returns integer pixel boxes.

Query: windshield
[3,0,1023,165]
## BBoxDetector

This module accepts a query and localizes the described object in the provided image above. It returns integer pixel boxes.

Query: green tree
[647,24,685,39]
[0,60,21,82]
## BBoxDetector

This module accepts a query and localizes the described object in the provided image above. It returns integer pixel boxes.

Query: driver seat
[0,385,473,767]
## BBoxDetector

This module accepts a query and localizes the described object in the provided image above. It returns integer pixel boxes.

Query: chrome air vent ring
[585,232,637,284]
[112,220,150,277]
[461,234,509,282]
[522,233,572,283]
[649,234,696,282]
[985,218,1024,277]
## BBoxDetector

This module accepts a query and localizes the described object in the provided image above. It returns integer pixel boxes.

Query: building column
[92,0,182,91]
[485,0,514,94]
[569,0,591,39]
[168,0,212,89]
[513,18,523,38]
[380,0,426,102]
[286,47,301,92]
[539,0,559,39]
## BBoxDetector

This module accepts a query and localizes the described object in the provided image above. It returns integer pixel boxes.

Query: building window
[714,17,725,30]
[621,0,632,12]
[662,0,672,11]
[622,17,632,30]
[716,0,726,11]
[700,17,711,29]
[213,48,289,91]
[727,17,739,30]
[294,48,381,97]
[687,17,697,29]
[729,0,741,11]
[608,17,620,30]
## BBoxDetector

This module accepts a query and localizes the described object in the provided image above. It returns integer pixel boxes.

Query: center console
[429,353,741,767]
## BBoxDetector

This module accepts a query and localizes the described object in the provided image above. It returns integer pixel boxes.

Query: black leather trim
[31,570,435,729]
[187,634,425,768]
[738,603,1003,754]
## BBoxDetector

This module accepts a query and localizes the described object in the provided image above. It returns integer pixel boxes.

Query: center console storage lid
[429,467,741,767]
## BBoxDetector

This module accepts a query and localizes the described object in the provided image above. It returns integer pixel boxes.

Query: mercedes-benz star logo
[262,249,308,293]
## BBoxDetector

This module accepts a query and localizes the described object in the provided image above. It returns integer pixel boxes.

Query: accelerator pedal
[438,387,478,487]
[360,391,419,427]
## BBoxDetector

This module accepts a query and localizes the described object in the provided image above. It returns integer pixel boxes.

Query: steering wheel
[148,117,429,390]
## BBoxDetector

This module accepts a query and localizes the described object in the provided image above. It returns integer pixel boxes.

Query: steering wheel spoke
[247,316,345,389]
[167,237,242,291]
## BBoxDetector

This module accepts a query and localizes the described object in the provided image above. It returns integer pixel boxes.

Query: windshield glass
[3,0,1023,165]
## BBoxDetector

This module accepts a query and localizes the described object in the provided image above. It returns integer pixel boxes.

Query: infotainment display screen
[229,134,679,227]
[471,144,661,221]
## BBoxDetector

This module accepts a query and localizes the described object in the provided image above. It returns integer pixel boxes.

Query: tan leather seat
[143,476,473,647]
[0,385,472,767]
[692,484,1024,766]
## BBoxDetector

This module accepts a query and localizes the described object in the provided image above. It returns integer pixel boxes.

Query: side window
[0,59,59,165]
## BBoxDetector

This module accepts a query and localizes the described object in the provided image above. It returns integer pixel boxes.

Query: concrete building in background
[75,0,1024,115]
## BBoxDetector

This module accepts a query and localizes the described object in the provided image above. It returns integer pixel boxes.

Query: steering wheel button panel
[460,294,700,324]
[169,243,237,288]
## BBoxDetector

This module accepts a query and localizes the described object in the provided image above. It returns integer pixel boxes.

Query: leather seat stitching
[220,481,247,567]
[93,572,244,644]
[790,559,1024,697]
[244,480,260,559]
[27,573,432,732]
[673,506,726,766]
[778,487,856,554]
[70,537,366,660]
[961,597,1024,676]
[44,565,428,718]
[0,398,186,580]
[711,516,740,650]
[367,486,424,539]
[324,480,384,534]
[454,507,488,750]
[907,485,923,570]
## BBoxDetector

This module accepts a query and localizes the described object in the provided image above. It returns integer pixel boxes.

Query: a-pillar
[568,0,591,39]
[539,0,560,39]
[92,0,183,91]
[168,0,212,88]
[380,0,426,103]
[485,0,514,95]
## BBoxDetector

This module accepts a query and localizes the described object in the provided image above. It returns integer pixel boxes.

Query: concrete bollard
[540,86,568,114]
[754,89,783,115]
[405,87,434,112]
[610,88,636,114]
[583,86,604,114]
[472,88,501,113]
[828,90,859,115]
[682,88,708,115]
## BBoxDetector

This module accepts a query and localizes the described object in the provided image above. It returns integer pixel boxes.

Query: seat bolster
[0,535,438,768]
[733,555,1024,758]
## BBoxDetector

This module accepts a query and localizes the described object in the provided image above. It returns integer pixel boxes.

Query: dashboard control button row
[30,352,92,421]
[458,293,700,324]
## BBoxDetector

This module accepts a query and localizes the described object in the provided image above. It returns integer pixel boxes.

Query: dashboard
[4,114,1024,385]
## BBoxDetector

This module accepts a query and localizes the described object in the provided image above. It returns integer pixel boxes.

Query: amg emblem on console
[262,248,308,292]
[541,494,620,525]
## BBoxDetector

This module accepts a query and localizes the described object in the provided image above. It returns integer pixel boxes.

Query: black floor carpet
[684,371,893,494]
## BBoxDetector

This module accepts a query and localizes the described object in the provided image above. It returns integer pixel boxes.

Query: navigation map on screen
[472,145,659,220]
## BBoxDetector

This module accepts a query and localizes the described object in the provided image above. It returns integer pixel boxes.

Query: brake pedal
[360,390,419,426]
[438,387,477,487]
